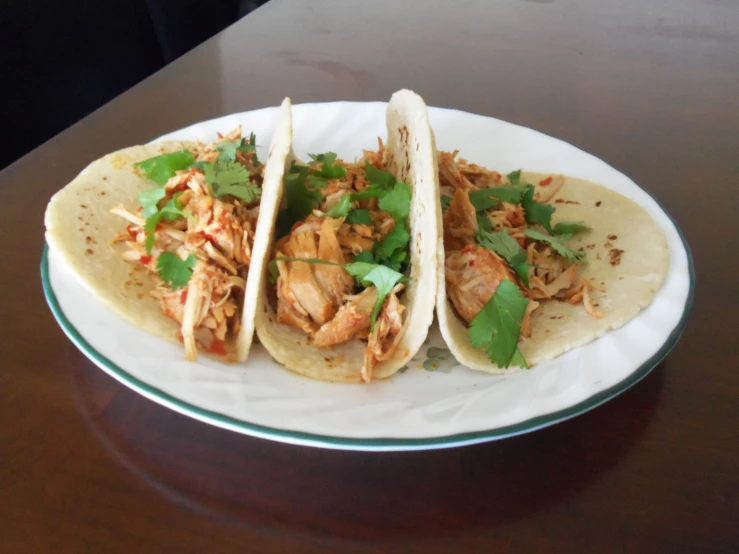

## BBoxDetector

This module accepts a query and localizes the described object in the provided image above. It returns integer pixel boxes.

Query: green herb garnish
[204,160,261,203]
[156,252,196,290]
[345,209,373,225]
[138,188,167,218]
[308,152,347,180]
[136,150,195,186]
[523,228,586,263]
[216,134,260,166]
[378,182,411,221]
[521,185,554,233]
[468,280,529,368]
[324,194,353,218]
[143,194,191,254]
[365,163,396,187]
[475,229,530,287]
[552,221,591,236]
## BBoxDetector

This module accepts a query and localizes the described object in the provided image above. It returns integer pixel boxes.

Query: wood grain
[1,0,737,552]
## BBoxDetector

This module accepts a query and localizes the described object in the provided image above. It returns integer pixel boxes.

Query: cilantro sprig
[344,263,405,327]
[156,252,197,290]
[276,163,323,236]
[468,280,529,368]
[216,133,260,166]
[204,160,261,203]
[521,185,555,232]
[136,150,195,186]
[552,221,590,236]
[475,230,530,287]
[324,194,353,218]
[141,193,191,254]
[464,169,556,232]
[523,229,586,263]
[345,209,373,225]
[308,152,347,180]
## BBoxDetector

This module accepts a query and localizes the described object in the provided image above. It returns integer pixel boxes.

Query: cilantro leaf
[441,195,452,211]
[510,348,529,369]
[365,163,396,189]
[378,222,410,260]
[324,195,353,218]
[216,140,241,163]
[552,221,591,236]
[136,150,195,186]
[352,250,376,264]
[138,188,167,218]
[322,163,347,180]
[346,209,373,225]
[159,193,190,221]
[378,182,411,221]
[217,134,260,166]
[268,258,279,284]
[468,280,529,368]
[156,252,196,290]
[476,229,529,287]
[204,160,261,204]
[308,152,336,164]
[507,169,522,185]
[142,194,191,254]
[306,173,328,188]
[243,133,260,166]
[309,152,347,179]
[143,215,159,254]
[351,185,388,201]
[524,228,586,263]
[468,189,503,211]
[477,214,493,232]
[521,185,555,232]
[344,263,405,329]
[276,164,320,237]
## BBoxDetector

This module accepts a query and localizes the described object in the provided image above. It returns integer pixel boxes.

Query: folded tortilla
[436,171,669,373]
[254,90,439,382]
[44,98,293,363]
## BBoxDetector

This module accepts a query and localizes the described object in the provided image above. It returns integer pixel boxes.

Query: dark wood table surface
[2,0,737,551]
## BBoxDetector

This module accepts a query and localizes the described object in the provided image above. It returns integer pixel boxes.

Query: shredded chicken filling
[272,143,408,382]
[440,151,604,339]
[112,127,262,360]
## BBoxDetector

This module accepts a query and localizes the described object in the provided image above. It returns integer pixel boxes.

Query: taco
[435,152,669,372]
[44,98,293,362]
[254,90,438,383]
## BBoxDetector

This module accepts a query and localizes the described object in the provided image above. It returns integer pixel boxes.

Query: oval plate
[42,102,694,451]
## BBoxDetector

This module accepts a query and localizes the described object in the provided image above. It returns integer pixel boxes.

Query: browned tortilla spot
[609,248,624,266]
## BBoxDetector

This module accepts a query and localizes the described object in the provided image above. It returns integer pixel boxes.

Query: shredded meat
[439,150,608,358]
[272,148,408,380]
[445,245,516,324]
[313,287,377,348]
[443,189,478,251]
[363,285,407,382]
[112,127,262,360]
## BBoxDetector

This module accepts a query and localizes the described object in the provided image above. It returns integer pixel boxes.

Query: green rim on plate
[41,234,694,449]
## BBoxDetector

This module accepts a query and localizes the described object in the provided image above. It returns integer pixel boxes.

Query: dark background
[0,0,268,170]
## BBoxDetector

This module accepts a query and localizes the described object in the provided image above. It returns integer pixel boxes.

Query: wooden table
[2,0,737,551]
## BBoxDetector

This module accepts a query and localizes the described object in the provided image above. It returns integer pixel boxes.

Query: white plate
[42,102,694,451]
